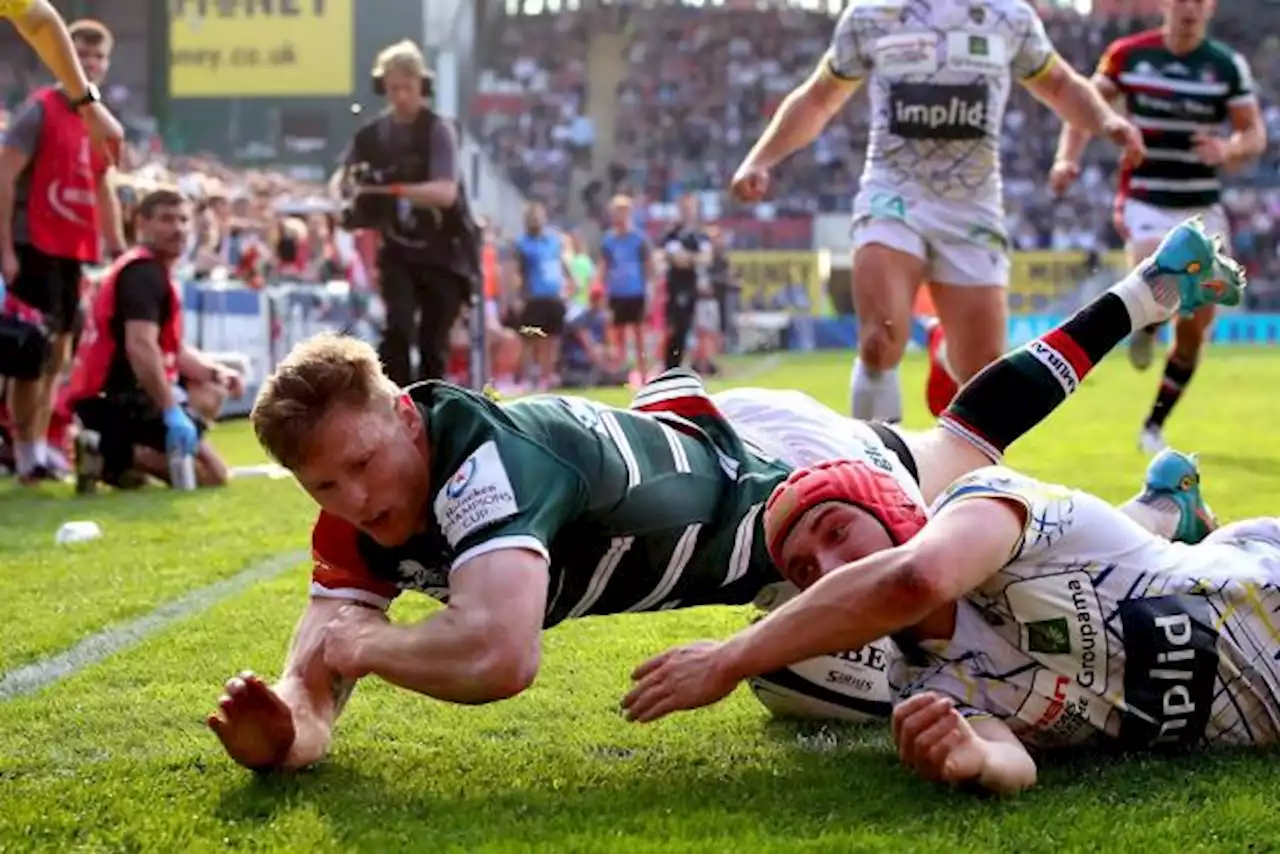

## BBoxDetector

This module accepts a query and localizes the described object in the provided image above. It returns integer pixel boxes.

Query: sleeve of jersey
[1228,51,1260,105]
[434,433,585,572]
[824,5,870,82]
[310,512,401,610]
[1094,38,1127,83]
[1012,3,1060,82]
[888,655,999,722]
[929,466,1076,565]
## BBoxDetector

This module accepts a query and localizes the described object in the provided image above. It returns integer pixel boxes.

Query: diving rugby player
[207,222,1242,772]
[625,447,1280,796]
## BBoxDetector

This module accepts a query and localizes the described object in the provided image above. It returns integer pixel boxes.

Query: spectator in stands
[65,188,240,491]
[513,200,569,390]
[0,18,123,484]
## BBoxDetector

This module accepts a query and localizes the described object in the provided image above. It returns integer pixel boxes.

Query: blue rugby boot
[1140,217,1246,318]
[1138,448,1218,545]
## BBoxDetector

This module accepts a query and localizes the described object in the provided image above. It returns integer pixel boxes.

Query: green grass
[2,349,1279,853]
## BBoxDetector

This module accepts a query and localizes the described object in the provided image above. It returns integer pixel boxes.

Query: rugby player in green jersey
[206,220,1243,773]
[1050,0,1266,455]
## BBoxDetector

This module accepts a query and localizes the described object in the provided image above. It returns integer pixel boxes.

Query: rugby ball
[746,582,894,724]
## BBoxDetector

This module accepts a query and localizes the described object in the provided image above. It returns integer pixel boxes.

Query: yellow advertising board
[1010,250,1126,300]
[729,250,831,315]
[168,0,354,98]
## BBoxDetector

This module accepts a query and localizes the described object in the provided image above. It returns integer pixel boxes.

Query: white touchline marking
[0,550,308,702]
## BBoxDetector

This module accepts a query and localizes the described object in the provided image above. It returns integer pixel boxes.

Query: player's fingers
[922,721,965,774]
[622,684,667,722]
[896,698,951,764]
[631,649,675,681]
[891,692,937,744]
[206,712,226,735]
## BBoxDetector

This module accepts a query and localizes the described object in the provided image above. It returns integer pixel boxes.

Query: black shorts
[7,243,83,335]
[74,393,207,483]
[520,298,566,337]
[609,296,646,326]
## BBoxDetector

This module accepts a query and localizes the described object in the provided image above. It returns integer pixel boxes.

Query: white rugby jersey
[829,0,1057,209]
[890,467,1280,751]
[712,386,924,508]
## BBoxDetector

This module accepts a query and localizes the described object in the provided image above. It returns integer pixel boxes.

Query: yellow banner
[168,0,354,98]
[1010,250,1126,298]
[729,250,831,315]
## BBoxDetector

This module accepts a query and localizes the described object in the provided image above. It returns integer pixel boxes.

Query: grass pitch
[1,349,1279,853]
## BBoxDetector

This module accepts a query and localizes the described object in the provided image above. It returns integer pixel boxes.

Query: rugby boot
[1138,447,1218,545]
[1140,218,1246,318]
[924,317,959,418]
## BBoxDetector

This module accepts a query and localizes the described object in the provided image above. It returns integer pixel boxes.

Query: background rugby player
[729,0,1144,425]
[1051,0,1265,454]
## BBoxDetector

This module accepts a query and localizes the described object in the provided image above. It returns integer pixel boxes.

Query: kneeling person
[66,188,239,490]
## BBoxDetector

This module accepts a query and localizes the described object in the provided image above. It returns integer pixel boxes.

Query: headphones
[371,64,434,98]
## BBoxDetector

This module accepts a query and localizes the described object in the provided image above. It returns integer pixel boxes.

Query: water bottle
[168,449,197,491]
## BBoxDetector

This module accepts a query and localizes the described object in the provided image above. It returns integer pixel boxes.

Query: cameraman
[334,40,475,385]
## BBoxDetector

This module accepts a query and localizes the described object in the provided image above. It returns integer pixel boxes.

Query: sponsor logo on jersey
[945,32,1008,76]
[1116,594,1218,748]
[1006,570,1109,692]
[434,440,520,548]
[873,32,939,77]
[888,83,988,140]
[1016,668,1109,744]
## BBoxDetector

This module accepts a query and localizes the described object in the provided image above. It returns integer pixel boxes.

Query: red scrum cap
[763,459,929,572]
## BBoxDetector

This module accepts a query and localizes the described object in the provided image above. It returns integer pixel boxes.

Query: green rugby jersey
[1097,29,1256,209]
[309,374,790,627]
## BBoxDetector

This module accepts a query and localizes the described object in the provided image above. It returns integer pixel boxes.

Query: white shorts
[712,386,924,505]
[1122,198,1231,252]
[852,187,1010,287]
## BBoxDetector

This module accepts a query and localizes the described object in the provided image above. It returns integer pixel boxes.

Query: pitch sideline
[0,549,308,702]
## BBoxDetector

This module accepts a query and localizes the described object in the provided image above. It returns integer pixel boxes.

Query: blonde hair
[373,39,428,80]
[251,333,399,470]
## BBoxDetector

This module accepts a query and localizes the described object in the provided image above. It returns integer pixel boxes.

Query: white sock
[850,359,902,422]
[1118,495,1179,540]
[34,439,48,466]
[1111,267,1177,331]
[15,441,37,475]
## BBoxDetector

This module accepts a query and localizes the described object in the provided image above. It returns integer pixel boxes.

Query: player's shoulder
[1202,37,1251,69]
[930,465,1072,516]
[1105,28,1165,57]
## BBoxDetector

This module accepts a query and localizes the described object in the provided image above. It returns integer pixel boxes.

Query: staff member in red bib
[65,188,239,491]
[0,18,125,483]
[0,1,123,159]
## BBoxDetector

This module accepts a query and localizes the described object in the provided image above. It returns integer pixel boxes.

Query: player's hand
[206,671,297,771]
[622,640,740,723]
[730,162,770,203]
[1048,159,1080,196]
[80,102,123,166]
[322,603,389,680]
[1102,115,1146,170]
[892,692,988,784]
[1191,131,1229,167]
[215,367,245,399]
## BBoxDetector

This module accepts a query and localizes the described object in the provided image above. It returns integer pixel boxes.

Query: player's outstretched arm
[350,548,549,705]
[1024,61,1144,170]
[622,498,1024,723]
[207,597,358,772]
[892,694,1037,795]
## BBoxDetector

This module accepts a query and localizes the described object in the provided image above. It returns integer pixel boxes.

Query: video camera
[336,159,404,232]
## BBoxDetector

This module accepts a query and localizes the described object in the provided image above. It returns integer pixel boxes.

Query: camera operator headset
[333,39,481,387]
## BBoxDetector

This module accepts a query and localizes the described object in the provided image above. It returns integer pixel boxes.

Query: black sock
[1145,359,1196,429]
[941,292,1134,458]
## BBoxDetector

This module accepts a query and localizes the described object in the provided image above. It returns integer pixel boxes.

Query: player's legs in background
[849,232,925,422]
[1139,305,1214,454]
[905,219,1242,502]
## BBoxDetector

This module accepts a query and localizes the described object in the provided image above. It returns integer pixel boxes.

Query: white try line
[0,549,308,702]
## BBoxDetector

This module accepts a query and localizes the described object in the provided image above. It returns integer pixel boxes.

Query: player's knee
[945,339,1002,383]
[859,324,909,370]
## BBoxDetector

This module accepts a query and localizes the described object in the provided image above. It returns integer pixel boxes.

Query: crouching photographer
[334,39,480,386]
[64,188,240,492]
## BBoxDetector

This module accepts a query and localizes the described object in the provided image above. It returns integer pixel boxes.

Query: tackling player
[0,0,122,160]
[624,449,1280,795]
[731,0,1144,424]
[1051,0,1265,454]
[205,222,1240,773]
